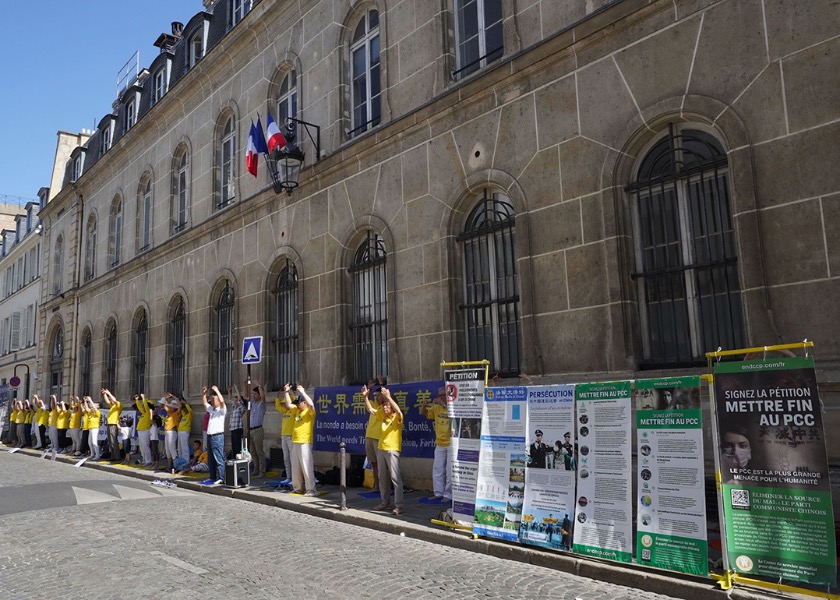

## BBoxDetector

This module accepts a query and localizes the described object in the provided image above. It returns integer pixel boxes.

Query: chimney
[172,22,184,37]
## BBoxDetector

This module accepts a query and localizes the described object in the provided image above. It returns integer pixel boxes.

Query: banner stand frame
[705,340,838,600]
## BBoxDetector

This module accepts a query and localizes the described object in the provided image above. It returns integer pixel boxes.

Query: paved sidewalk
[1,445,813,600]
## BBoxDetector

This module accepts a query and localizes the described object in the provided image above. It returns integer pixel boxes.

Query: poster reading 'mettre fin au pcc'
[572,381,633,563]
[714,356,836,586]
[635,377,708,576]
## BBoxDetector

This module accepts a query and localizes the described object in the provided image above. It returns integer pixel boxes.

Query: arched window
[52,235,64,295]
[80,329,92,397]
[454,0,504,79]
[277,70,298,122]
[84,215,97,281]
[168,297,186,396]
[350,232,387,382]
[349,10,381,137]
[214,281,235,390]
[273,260,299,386]
[628,125,744,367]
[109,196,123,267]
[133,310,148,394]
[50,324,64,400]
[218,115,237,208]
[138,176,153,251]
[172,148,189,233]
[105,320,117,390]
[458,190,521,376]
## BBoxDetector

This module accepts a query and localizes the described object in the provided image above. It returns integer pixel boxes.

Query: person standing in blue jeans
[202,384,227,484]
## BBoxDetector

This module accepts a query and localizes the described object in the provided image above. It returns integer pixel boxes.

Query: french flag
[255,116,269,155]
[246,121,258,177]
[266,111,287,153]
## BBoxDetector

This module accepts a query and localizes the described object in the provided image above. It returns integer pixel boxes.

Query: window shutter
[10,312,20,351]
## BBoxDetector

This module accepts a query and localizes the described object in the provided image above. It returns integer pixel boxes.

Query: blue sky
[0,1,202,203]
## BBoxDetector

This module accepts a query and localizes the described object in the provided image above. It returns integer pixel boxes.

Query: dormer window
[72,156,82,182]
[190,31,204,67]
[125,98,136,133]
[100,126,111,156]
[153,68,168,104]
[230,0,251,27]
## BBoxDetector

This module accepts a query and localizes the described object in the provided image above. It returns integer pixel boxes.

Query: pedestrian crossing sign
[242,336,263,364]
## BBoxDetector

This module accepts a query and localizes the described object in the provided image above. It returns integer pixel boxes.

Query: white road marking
[149,551,208,574]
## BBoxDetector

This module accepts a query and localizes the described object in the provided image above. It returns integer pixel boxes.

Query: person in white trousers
[283,384,317,496]
[421,388,452,501]
[175,395,192,461]
[135,394,153,466]
[83,396,102,460]
[68,395,83,454]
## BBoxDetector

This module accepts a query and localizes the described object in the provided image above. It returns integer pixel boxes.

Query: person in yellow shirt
[163,395,181,472]
[176,394,192,462]
[275,391,295,485]
[56,399,70,453]
[363,379,383,491]
[420,388,451,501]
[68,396,83,455]
[47,395,60,452]
[9,402,20,446]
[176,439,209,475]
[101,389,122,462]
[365,385,404,516]
[82,396,102,460]
[283,383,316,496]
[12,400,26,447]
[35,395,50,450]
[134,394,154,466]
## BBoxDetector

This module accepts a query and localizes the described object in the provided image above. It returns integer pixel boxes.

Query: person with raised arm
[274,387,295,484]
[202,385,227,484]
[283,383,316,496]
[176,394,192,462]
[134,394,154,466]
[101,389,122,461]
[68,396,83,455]
[83,396,102,460]
[247,379,267,478]
[162,393,181,472]
[56,398,70,452]
[364,385,405,516]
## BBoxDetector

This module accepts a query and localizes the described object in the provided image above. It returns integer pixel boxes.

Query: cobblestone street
[0,451,690,600]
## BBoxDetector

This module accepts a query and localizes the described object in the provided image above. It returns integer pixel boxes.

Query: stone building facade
[36,0,840,479]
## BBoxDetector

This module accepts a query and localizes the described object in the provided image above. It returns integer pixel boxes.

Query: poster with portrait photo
[714,356,836,586]
[520,384,576,551]
[634,376,707,576]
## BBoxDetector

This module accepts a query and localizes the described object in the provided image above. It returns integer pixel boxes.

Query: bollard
[339,442,347,510]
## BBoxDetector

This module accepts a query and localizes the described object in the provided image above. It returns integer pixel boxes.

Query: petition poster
[572,381,633,563]
[472,386,527,542]
[445,368,485,526]
[635,377,708,575]
[520,384,576,551]
[714,357,836,586]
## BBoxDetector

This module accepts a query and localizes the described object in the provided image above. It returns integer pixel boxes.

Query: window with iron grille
[627,124,745,367]
[454,0,503,79]
[350,232,387,383]
[169,298,186,396]
[133,312,147,395]
[214,281,235,391]
[80,330,92,397]
[458,190,521,376]
[105,322,117,390]
[273,260,299,387]
[349,10,381,137]
[109,197,122,267]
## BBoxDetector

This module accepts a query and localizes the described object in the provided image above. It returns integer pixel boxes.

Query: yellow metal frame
[440,359,491,386]
[705,340,813,361]
[732,574,839,599]
[430,519,474,531]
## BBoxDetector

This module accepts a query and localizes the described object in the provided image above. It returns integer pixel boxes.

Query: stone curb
[5,447,789,600]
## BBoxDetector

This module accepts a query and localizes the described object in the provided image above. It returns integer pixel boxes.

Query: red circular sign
[9,376,21,387]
